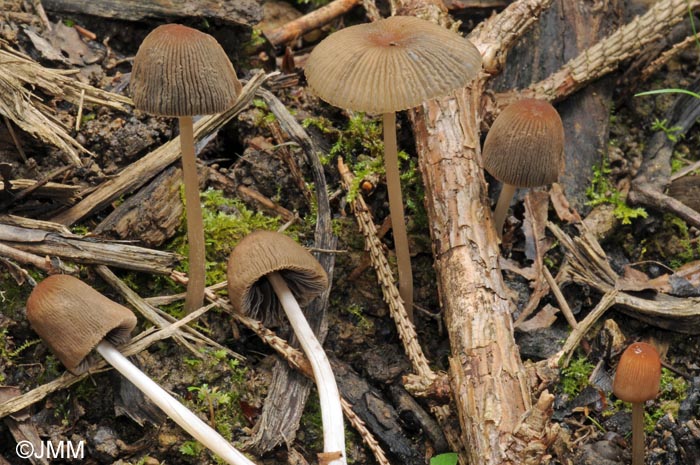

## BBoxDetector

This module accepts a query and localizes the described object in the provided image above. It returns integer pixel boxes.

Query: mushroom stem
[492,183,517,239]
[179,116,207,313]
[382,111,413,319]
[267,272,346,464]
[95,340,256,465]
[631,402,645,465]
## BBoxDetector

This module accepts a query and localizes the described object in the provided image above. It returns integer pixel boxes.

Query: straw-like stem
[179,116,206,313]
[382,112,413,318]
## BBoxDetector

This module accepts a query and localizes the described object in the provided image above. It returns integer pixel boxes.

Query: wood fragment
[42,0,263,28]
[266,0,362,46]
[94,166,184,247]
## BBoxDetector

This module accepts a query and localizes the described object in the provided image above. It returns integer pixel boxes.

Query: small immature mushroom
[227,230,345,465]
[27,275,257,465]
[482,98,565,239]
[304,16,482,318]
[131,24,242,313]
[612,342,662,465]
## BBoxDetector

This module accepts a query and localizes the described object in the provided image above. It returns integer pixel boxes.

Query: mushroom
[482,98,565,239]
[612,341,662,465]
[26,274,257,465]
[131,24,242,313]
[304,16,482,317]
[226,230,344,465]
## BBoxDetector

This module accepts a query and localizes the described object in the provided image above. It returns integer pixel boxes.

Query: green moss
[560,355,595,397]
[343,303,373,331]
[586,155,648,224]
[173,188,281,287]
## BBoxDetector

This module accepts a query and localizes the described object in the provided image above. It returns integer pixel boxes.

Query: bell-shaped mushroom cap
[26,275,137,375]
[482,98,565,188]
[613,342,662,403]
[304,16,482,114]
[227,230,328,326]
[131,24,242,117]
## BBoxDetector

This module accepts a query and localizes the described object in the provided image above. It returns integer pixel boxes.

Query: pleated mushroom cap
[613,342,662,404]
[304,16,482,114]
[482,98,565,188]
[668,175,700,212]
[131,24,242,117]
[26,275,137,375]
[227,230,328,326]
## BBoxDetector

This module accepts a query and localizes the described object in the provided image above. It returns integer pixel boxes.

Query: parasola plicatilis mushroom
[612,341,662,465]
[26,274,258,465]
[482,98,564,239]
[304,15,482,318]
[131,24,242,313]
[226,230,345,465]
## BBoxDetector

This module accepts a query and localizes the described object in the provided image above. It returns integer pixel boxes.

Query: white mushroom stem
[492,183,517,239]
[267,272,346,465]
[95,341,257,465]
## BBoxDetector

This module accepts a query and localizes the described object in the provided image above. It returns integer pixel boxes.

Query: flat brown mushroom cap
[304,16,482,114]
[612,342,662,403]
[131,24,242,117]
[482,98,565,188]
[227,230,328,326]
[26,275,137,375]
[668,174,700,212]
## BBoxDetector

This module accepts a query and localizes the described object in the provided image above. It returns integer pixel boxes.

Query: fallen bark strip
[266,0,361,46]
[42,0,263,28]
[391,0,553,463]
[249,88,337,455]
[51,72,270,226]
[0,223,178,274]
[331,359,424,465]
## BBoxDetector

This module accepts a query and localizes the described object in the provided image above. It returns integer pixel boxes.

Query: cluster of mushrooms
[21,14,663,465]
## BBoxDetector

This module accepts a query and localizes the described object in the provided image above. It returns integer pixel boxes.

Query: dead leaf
[617,265,659,292]
[517,304,559,332]
[550,183,582,224]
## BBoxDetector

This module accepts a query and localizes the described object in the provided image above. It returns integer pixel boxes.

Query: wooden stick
[0,242,75,274]
[266,0,362,46]
[0,223,178,274]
